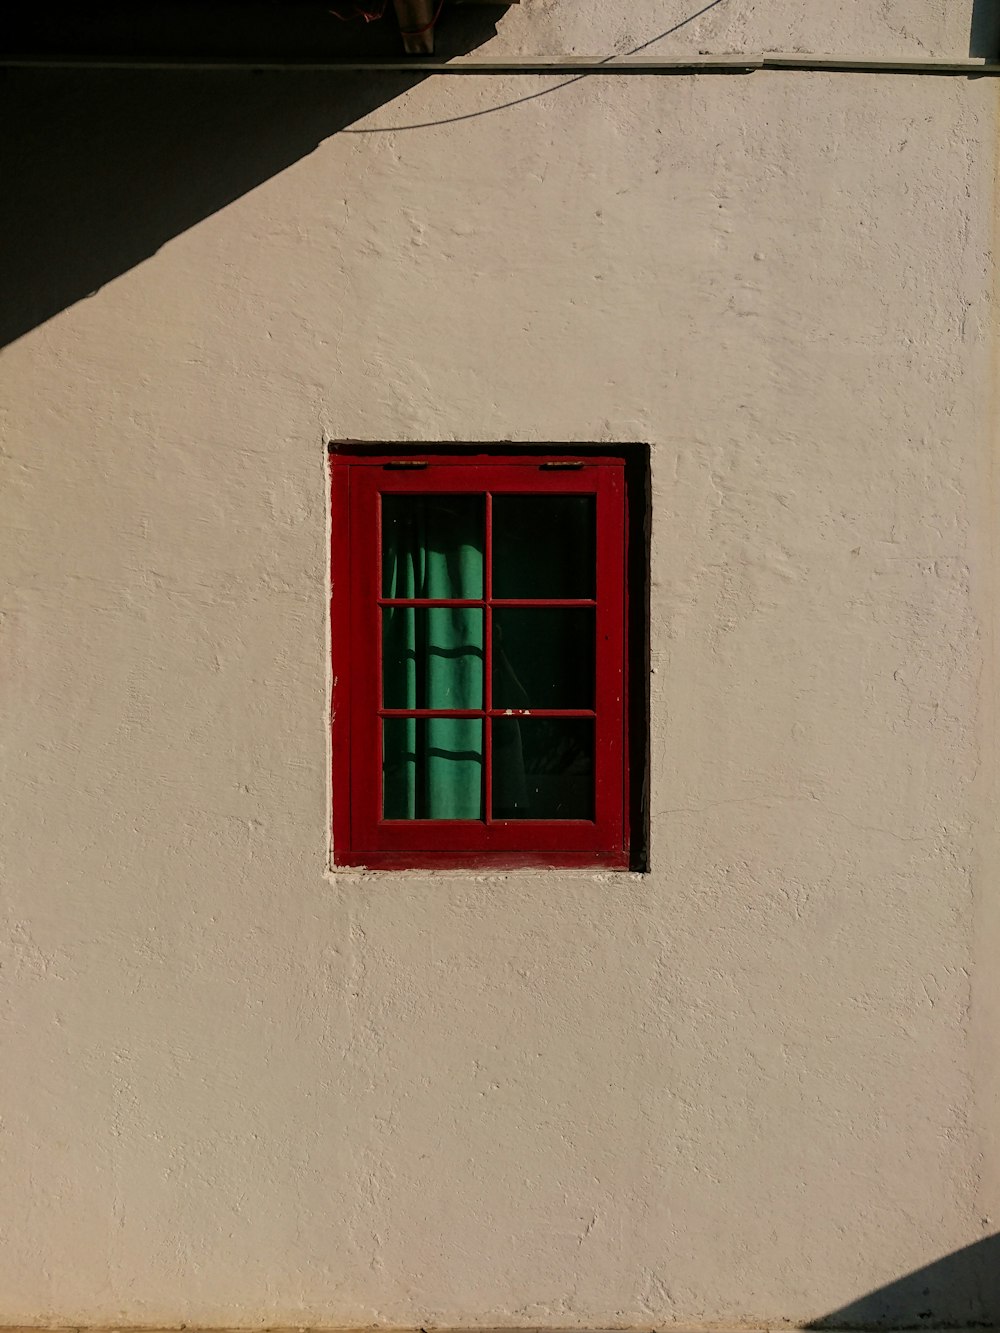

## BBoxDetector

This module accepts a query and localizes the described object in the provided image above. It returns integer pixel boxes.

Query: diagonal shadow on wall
[0,5,508,349]
[808,1233,1000,1330]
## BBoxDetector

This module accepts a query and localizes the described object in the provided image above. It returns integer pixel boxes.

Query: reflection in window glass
[492,718,593,820]
[493,495,595,599]
[493,608,594,709]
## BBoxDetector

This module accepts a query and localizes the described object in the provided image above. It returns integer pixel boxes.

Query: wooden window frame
[330,451,631,870]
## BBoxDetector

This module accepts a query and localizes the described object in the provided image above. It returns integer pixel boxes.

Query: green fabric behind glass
[383,718,483,820]
[382,495,483,598]
[383,607,483,710]
[381,495,484,819]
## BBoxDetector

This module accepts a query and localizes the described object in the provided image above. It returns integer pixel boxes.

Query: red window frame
[330,453,629,869]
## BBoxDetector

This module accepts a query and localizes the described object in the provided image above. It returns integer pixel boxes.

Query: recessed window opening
[330,447,649,870]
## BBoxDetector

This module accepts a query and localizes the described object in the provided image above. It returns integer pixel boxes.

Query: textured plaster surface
[486,0,990,60]
[2,2,1000,1326]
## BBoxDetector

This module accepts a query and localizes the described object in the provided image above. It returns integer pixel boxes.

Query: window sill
[324,861,647,884]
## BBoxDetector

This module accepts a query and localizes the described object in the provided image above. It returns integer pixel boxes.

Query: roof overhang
[0,0,517,65]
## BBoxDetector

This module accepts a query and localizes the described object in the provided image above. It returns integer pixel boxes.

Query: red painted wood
[379,597,483,607]
[330,453,629,869]
[484,490,494,826]
[375,708,599,719]
[491,598,598,607]
[349,465,383,845]
[329,459,353,860]
[621,465,631,863]
[378,598,598,607]
[355,849,630,871]
[595,462,626,857]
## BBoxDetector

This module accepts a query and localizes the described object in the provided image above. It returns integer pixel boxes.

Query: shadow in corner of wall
[970,0,1000,58]
[807,1233,1000,1330]
[0,5,509,350]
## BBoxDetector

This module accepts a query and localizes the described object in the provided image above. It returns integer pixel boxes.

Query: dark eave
[0,0,516,65]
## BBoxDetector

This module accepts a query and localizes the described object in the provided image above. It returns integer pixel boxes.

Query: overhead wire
[343,0,732,133]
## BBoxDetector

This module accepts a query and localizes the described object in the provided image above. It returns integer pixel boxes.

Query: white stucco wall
[2,2,1000,1325]
[491,0,990,60]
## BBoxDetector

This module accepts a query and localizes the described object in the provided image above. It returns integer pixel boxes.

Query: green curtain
[382,498,484,819]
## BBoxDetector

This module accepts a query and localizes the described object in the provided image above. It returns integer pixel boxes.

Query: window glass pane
[493,495,595,599]
[382,494,484,598]
[493,608,594,709]
[383,607,483,709]
[492,718,593,820]
[384,718,484,820]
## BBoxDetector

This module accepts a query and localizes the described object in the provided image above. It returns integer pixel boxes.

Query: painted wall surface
[2,1,1000,1326]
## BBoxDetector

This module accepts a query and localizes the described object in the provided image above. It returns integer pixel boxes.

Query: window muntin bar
[378,708,597,718]
[483,491,494,826]
[379,488,601,821]
[378,598,596,607]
